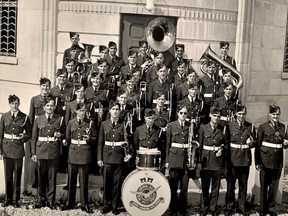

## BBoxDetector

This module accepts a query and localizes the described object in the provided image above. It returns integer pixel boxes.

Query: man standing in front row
[31,97,66,209]
[0,95,32,208]
[226,105,256,216]
[255,105,288,216]
[97,101,132,215]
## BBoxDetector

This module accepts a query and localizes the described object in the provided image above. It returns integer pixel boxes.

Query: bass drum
[122,169,171,216]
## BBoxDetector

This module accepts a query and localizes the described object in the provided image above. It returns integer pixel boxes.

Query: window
[0,0,17,57]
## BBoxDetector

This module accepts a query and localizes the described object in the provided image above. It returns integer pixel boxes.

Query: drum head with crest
[121,169,171,216]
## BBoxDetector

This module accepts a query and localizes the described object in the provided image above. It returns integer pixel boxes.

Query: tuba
[78,43,95,64]
[146,17,176,52]
[200,45,243,91]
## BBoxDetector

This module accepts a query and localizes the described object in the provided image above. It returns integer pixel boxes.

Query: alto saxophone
[187,119,200,170]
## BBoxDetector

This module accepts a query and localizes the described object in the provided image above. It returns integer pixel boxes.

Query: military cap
[269,105,281,114]
[177,60,186,67]
[206,59,216,66]
[109,100,120,110]
[124,74,134,82]
[223,82,232,90]
[108,41,117,48]
[154,91,166,99]
[235,105,247,113]
[63,58,76,66]
[139,40,148,47]
[8,94,20,103]
[117,88,127,97]
[157,64,167,71]
[99,45,108,53]
[43,96,55,106]
[69,32,78,38]
[144,108,155,117]
[74,83,84,91]
[220,41,230,48]
[188,82,198,90]
[39,77,51,86]
[56,68,67,77]
[96,58,107,66]
[177,104,188,112]
[128,48,138,57]
[210,106,221,115]
[90,71,103,79]
[76,102,86,110]
[175,44,185,50]
[222,67,231,75]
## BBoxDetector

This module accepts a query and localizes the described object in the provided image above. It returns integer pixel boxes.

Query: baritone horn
[146,17,176,52]
[78,43,95,63]
[200,45,243,91]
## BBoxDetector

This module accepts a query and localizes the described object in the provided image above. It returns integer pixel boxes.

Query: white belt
[220,116,228,121]
[171,142,189,148]
[139,147,158,151]
[230,143,249,149]
[203,145,221,151]
[71,139,87,145]
[204,93,213,98]
[152,99,170,104]
[4,133,21,140]
[38,137,55,142]
[105,141,125,146]
[262,141,282,149]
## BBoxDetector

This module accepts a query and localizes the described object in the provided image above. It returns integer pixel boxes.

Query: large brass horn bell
[146,17,175,52]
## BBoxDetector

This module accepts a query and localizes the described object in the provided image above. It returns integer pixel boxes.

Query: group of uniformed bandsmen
[0,31,287,216]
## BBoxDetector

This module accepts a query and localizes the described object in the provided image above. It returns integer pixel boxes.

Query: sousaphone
[146,17,176,52]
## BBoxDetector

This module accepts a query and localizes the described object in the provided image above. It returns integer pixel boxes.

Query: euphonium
[187,119,200,170]
[200,45,243,91]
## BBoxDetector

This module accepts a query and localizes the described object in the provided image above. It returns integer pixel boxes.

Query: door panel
[120,14,177,65]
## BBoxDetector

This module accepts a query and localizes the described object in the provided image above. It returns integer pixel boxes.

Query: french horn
[200,45,243,91]
[146,17,176,52]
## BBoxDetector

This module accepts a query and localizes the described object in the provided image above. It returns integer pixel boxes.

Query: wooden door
[120,14,177,65]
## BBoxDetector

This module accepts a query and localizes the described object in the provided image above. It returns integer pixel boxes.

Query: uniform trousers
[103,164,122,209]
[67,163,89,207]
[259,168,282,213]
[3,157,23,202]
[169,168,189,215]
[37,159,59,203]
[226,166,249,211]
[201,169,222,212]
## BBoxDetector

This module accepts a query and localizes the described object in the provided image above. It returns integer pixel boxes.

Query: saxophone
[187,120,200,170]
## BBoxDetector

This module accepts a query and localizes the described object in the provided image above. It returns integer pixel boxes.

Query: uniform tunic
[0,111,32,203]
[255,121,288,213]
[65,117,96,207]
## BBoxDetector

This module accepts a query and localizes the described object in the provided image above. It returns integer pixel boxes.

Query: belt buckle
[213,145,215,152]
[11,134,15,141]
[112,141,115,148]
[47,136,50,142]
[77,139,80,146]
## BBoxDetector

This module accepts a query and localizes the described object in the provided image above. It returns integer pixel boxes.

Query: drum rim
[137,150,161,155]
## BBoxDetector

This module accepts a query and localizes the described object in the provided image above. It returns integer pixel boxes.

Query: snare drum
[122,169,170,216]
[136,150,161,170]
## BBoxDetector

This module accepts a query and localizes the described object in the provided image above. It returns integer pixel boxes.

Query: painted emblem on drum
[129,177,164,211]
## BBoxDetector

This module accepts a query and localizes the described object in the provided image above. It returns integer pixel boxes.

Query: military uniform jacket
[199,75,218,104]
[217,83,238,99]
[172,73,187,87]
[50,84,74,116]
[31,114,65,159]
[0,111,32,158]
[167,58,189,74]
[213,96,237,117]
[29,94,52,125]
[223,55,237,69]
[255,121,288,169]
[66,117,96,165]
[97,119,127,164]
[178,97,203,119]
[147,79,174,107]
[228,120,255,167]
[166,120,190,169]
[106,55,125,76]
[62,45,84,65]
[136,52,153,67]
[134,124,161,150]
[146,65,159,84]
[119,64,142,84]
[65,99,92,126]
[198,123,228,170]
[153,108,169,128]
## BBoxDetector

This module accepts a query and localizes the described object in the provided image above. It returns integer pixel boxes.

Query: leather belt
[139,147,158,151]
[171,142,189,148]
[71,139,87,145]
[152,99,170,104]
[4,133,21,140]
[105,141,125,146]
[220,116,228,121]
[203,93,213,98]
[230,143,249,149]
[38,137,55,142]
[262,141,282,149]
[203,145,221,151]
